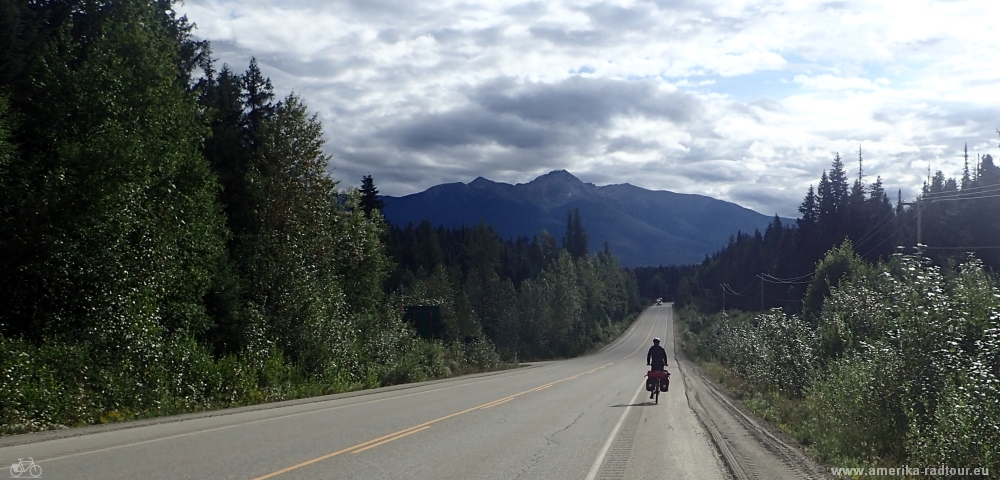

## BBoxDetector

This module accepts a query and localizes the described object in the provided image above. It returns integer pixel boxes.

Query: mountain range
[381,170,786,267]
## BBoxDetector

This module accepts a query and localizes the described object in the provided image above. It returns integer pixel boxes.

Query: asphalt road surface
[2,304,830,479]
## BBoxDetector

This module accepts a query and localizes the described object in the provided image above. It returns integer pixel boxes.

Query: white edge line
[584,379,646,480]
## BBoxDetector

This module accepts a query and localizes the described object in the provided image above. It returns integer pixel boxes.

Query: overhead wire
[925,192,1000,203]
[862,216,914,258]
[758,276,811,285]
[722,282,749,296]
[923,245,1000,250]
[853,209,899,250]
[761,271,813,282]
[922,183,1000,198]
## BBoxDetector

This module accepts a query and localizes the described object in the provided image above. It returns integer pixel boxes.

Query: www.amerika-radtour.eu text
[830,466,988,477]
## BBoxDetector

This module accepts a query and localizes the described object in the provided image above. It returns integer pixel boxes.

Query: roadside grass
[697,360,812,448]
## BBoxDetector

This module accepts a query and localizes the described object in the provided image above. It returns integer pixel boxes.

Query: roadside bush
[1,338,86,433]
[681,247,1000,474]
[803,341,906,464]
[710,310,815,396]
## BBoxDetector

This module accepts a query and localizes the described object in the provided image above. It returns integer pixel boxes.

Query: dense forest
[637,147,1000,313]
[386,213,640,361]
[0,0,639,433]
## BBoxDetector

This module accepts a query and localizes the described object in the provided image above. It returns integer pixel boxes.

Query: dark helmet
[653,337,660,344]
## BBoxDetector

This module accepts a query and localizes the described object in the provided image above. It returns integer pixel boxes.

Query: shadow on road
[610,401,659,407]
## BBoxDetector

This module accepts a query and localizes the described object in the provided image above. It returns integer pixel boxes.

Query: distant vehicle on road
[655,298,662,306]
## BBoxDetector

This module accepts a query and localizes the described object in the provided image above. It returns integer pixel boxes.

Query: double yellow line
[254,362,613,479]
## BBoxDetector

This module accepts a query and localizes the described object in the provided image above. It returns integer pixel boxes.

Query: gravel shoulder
[671,317,835,480]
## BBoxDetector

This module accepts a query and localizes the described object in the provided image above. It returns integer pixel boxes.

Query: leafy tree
[0,0,225,338]
[0,0,226,419]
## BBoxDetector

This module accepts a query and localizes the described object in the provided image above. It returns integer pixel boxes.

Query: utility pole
[917,196,922,246]
[900,197,923,247]
[720,284,725,314]
[760,276,764,312]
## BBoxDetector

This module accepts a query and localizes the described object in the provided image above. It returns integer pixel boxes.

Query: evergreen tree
[797,184,819,264]
[540,230,561,266]
[962,143,971,189]
[827,153,850,237]
[798,185,818,228]
[847,148,867,243]
[980,154,1000,185]
[241,58,274,154]
[817,170,832,224]
[360,174,385,218]
[562,208,589,260]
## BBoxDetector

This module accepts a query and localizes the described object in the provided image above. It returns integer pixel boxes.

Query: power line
[862,216,913,258]
[925,192,1000,203]
[761,271,813,282]
[854,209,898,250]
[758,275,811,285]
[923,245,1000,250]
[922,183,1000,197]
[722,283,749,296]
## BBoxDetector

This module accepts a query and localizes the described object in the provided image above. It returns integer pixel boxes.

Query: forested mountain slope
[382,170,785,266]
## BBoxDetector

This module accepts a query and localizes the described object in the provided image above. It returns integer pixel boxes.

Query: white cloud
[179,0,1000,217]
[793,74,880,91]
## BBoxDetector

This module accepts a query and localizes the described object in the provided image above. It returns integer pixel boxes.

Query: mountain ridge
[381,171,786,266]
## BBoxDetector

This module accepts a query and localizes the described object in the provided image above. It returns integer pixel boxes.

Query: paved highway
[2,304,827,479]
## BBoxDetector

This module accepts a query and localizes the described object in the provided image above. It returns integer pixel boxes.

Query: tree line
[0,0,639,433]
[637,146,1000,313]
[386,214,640,361]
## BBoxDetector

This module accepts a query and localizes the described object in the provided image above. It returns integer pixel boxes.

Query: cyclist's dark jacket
[647,345,668,371]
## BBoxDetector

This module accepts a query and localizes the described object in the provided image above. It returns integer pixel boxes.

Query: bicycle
[645,369,670,404]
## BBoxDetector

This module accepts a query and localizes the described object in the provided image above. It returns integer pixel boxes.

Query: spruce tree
[360,174,385,218]
[962,143,971,189]
[562,208,589,260]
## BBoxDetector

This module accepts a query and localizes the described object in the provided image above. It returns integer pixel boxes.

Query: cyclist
[646,337,668,399]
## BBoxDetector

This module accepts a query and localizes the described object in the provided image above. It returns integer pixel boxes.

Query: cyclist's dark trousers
[651,361,666,371]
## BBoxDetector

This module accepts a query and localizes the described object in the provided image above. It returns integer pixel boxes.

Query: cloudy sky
[179,0,1000,217]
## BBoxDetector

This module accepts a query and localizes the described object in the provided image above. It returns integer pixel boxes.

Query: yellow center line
[478,396,517,410]
[350,426,431,454]
[478,398,515,410]
[253,362,613,479]
[627,317,657,358]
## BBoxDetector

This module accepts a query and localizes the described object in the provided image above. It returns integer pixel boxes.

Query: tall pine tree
[360,174,385,218]
[562,208,589,260]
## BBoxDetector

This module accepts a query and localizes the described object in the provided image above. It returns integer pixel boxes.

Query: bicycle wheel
[29,464,42,477]
[10,464,23,478]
